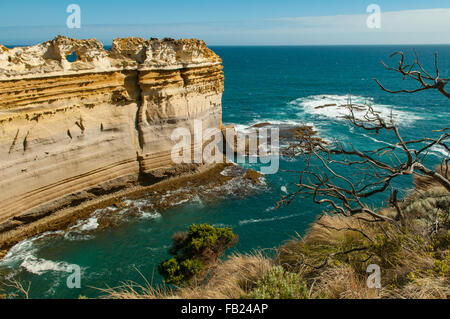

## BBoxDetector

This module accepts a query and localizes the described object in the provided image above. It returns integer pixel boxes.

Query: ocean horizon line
[4,43,450,49]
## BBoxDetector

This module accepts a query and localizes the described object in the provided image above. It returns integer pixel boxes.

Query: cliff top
[0,36,222,80]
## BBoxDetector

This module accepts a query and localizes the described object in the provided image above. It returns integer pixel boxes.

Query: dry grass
[98,282,174,300]
[413,165,449,191]
[381,276,449,299]
[104,186,449,300]
[275,186,449,299]
[176,252,273,299]
[276,213,375,278]
[102,251,273,299]
[312,264,378,299]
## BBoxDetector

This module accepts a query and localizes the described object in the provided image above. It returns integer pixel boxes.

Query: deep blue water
[0,45,449,298]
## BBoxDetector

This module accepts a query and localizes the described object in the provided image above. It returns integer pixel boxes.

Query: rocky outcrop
[0,36,224,225]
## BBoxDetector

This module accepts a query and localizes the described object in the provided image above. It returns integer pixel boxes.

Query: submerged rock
[68,164,268,232]
[244,169,264,184]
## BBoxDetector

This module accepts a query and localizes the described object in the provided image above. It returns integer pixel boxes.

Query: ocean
[0,45,449,298]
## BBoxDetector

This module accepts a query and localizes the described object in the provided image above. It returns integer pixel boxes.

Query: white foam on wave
[79,217,99,231]
[0,237,38,266]
[362,133,449,159]
[121,198,162,219]
[239,213,300,226]
[0,229,65,262]
[61,209,115,240]
[361,133,396,147]
[70,216,99,232]
[64,233,95,241]
[430,145,450,158]
[140,211,163,219]
[0,232,77,276]
[170,198,190,207]
[20,256,73,275]
[187,195,205,207]
[291,95,422,125]
[264,205,277,212]
[0,213,103,279]
[212,223,232,228]
[145,245,170,252]
[226,172,267,192]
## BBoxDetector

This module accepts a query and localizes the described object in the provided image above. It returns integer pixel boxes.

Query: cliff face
[0,36,224,224]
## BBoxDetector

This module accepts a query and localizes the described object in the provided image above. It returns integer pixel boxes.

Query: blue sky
[0,0,449,45]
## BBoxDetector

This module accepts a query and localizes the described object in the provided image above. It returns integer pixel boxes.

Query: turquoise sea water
[0,45,449,298]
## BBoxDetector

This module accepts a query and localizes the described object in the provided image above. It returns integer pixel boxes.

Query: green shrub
[180,259,204,277]
[158,257,204,286]
[158,258,184,286]
[159,224,238,286]
[433,258,449,276]
[248,266,309,299]
[182,224,236,256]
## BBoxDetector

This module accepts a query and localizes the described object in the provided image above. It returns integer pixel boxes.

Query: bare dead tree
[374,51,450,98]
[279,52,449,223]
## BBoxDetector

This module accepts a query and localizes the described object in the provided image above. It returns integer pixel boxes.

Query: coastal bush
[158,257,204,286]
[158,224,238,286]
[184,224,236,256]
[248,266,309,299]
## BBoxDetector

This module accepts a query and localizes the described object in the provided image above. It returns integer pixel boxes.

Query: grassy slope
[106,179,449,299]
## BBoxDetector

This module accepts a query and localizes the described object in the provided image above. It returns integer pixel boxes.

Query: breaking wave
[290,94,422,125]
[69,216,99,232]
[20,256,73,276]
[0,232,76,276]
[430,145,450,158]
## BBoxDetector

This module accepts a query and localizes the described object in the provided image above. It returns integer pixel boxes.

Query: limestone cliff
[0,36,224,225]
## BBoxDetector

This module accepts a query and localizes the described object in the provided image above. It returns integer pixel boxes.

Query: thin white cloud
[1,8,449,45]
[267,8,450,33]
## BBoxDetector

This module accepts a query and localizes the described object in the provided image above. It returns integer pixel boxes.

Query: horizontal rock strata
[0,36,224,226]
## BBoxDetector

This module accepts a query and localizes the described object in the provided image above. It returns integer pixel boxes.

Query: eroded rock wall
[0,36,224,223]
